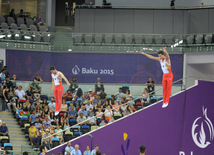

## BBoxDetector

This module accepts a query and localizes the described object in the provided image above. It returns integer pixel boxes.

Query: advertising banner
[6,50,183,84]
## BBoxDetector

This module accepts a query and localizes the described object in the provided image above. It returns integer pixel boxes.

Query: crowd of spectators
[0,66,155,153]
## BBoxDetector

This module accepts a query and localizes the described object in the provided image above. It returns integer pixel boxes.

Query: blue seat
[144,103,153,106]
[29,99,34,103]
[4,143,13,150]
[69,119,77,126]
[82,125,90,129]
[133,97,139,100]
[47,100,51,103]
[151,97,158,100]
[107,96,111,99]
[21,117,28,121]
[52,138,59,142]
[74,132,82,137]
[66,101,71,104]
[122,85,129,88]
[159,97,163,100]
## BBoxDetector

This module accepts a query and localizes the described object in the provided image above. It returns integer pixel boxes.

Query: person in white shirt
[71,144,82,155]
[48,97,56,112]
[85,101,94,112]
[15,86,25,100]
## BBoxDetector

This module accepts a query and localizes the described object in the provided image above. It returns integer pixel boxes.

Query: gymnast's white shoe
[162,103,169,108]
[54,111,59,116]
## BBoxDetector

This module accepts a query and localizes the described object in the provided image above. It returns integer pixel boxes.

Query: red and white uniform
[160,59,173,104]
[52,71,63,112]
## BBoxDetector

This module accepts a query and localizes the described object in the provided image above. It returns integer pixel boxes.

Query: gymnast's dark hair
[49,66,56,71]
[158,50,164,55]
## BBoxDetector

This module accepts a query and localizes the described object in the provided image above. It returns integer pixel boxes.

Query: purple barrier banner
[48,80,214,155]
[6,50,183,84]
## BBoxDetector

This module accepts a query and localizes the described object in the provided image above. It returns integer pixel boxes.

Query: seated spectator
[34,117,42,129]
[38,126,45,138]
[29,110,38,122]
[77,113,87,126]
[85,101,93,112]
[62,119,70,132]
[69,77,78,93]
[88,88,96,101]
[142,88,149,105]
[146,78,155,96]
[33,99,40,110]
[78,105,87,117]
[87,108,94,117]
[29,123,37,145]
[40,100,46,109]
[60,112,68,123]
[34,75,43,83]
[114,88,124,102]
[95,78,104,93]
[0,122,9,140]
[99,119,106,127]
[35,105,42,116]
[61,99,68,112]
[120,100,127,116]
[103,100,112,112]
[92,95,99,106]
[71,144,82,155]
[68,105,77,119]
[87,112,96,126]
[75,88,83,108]
[48,97,55,113]
[124,89,133,104]
[2,85,9,112]
[112,100,120,114]
[33,87,41,101]
[34,14,47,28]
[108,115,115,123]
[94,101,103,112]
[54,124,63,144]
[10,74,17,89]
[23,99,31,112]
[95,108,103,123]
[43,116,52,129]
[9,9,16,18]
[17,9,25,18]
[68,102,76,111]
[49,126,55,136]
[83,92,90,103]
[63,90,73,101]
[25,86,33,99]
[7,91,19,112]
[54,119,62,128]
[7,86,14,100]
[104,106,113,122]
[83,145,91,155]
[40,111,46,122]
[98,89,107,105]
[42,129,52,150]
[44,105,50,116]
[50,112,56,125]
[65,142,74,155]
[109,95,115,105]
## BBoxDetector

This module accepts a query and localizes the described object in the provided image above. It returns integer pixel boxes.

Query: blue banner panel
[6,50,183,84]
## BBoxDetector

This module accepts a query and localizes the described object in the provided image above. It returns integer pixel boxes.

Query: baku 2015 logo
[121,133,130,155]
[192,106,214,148]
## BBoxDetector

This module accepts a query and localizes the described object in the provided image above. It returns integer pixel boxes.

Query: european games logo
[72,65,80,75]
[191,107,214,148]
[121,133,130,155]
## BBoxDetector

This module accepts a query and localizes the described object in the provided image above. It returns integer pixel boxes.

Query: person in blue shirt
[39,145,47,155]
[91,145,99,155]
[29,110,38,122]
[0,122,9,140]
[68,105,77,119]
[71,144,82,155]
[65,142,74,155]
[83,146,91,155]
[0,69,7,83]
[78,106,87,117]
[114,88,124,102]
